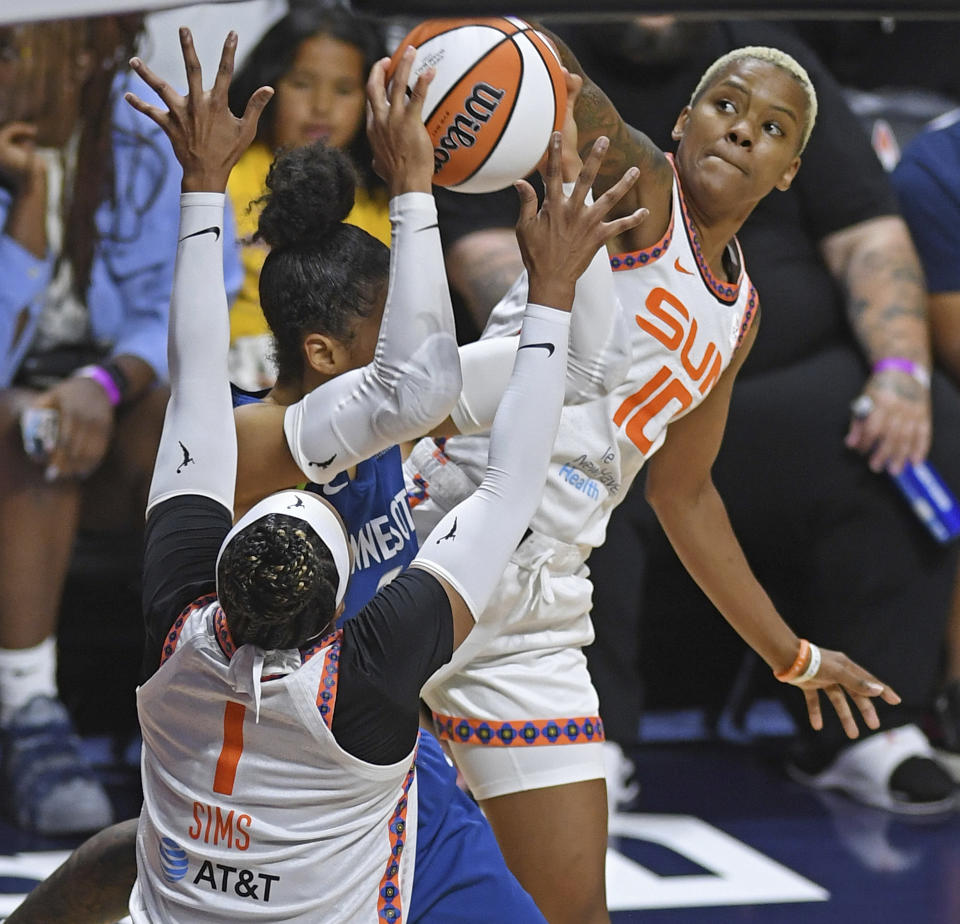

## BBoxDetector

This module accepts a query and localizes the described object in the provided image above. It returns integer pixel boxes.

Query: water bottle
[890,461,960,544]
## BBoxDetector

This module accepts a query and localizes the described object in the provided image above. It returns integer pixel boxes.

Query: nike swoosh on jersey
[179,226,221,243]
[674,257,694,275]
[321,480,348,496]
[517,342,556,356]
[415,223,440,233]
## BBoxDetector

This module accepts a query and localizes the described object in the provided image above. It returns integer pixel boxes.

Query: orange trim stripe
[432,712,604,747]
[377,757,416,923]
[610,213,674,272]
[666,152,743,303]
[735,285,760,349]
[213,701,246,795]
[315,640,342,730]
[159,593,217,667]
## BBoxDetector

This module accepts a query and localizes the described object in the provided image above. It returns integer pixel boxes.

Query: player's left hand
[845,369,931,474]
[793,646,901,739]
[124,28,273,193]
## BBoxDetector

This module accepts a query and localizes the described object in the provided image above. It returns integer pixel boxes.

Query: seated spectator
[224,6,390,389]
[0,16,239,835]
[893,120,960,776]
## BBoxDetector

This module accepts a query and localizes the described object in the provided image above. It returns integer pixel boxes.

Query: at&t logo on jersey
[158,837,189,883]
[193,860,280,903]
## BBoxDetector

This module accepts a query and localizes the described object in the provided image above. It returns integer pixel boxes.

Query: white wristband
[792,642,822,684]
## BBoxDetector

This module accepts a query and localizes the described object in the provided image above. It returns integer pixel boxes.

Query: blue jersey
[231,385,419,624]
[314,446,418,626]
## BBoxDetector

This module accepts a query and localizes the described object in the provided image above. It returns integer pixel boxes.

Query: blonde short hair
[688,46,818,153]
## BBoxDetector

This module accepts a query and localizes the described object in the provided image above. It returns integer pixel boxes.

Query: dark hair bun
[257,141,358,249]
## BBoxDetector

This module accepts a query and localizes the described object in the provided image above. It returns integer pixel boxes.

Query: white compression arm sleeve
[147,193,236,515]
[414,303,569,620]
[450,246,628,435]
[284,192,461,482]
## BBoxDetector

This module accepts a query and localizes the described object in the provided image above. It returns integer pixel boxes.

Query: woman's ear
[671,106,691,142]
[303,332,347,376]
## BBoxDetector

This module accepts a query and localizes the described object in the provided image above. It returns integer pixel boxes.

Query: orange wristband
[774,639,810,683]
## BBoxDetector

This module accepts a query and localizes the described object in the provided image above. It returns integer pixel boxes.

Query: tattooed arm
[541,26,671,248]
[822,215,932,474]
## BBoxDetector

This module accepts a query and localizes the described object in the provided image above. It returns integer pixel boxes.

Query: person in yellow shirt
[226,7,390,388]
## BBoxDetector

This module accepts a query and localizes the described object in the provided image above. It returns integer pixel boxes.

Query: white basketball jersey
[130,599,419,923]
[442,160,758,551]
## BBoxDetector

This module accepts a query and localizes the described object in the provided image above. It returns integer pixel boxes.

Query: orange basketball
[388,17,567,194]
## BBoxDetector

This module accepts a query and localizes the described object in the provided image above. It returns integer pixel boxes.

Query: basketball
[388,17,567,194]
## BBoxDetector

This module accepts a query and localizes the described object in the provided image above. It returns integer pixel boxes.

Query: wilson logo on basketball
[390,17,566,192]
[433,82,506,173]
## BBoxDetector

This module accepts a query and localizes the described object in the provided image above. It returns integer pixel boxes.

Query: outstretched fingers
[390,46,416,110]
[803,688,823,731]
[849,692,881,730]
[567,132,606,208]
[541,131,564,203]
[514,177,539,225]
[211,30,239,100]
[239,86,274,139]
[593,160,645,241]
[123,89,168,130]
[128,54,182,112]
[824,685,860,739]
[366,57,391,123]
[405,65,435,123]
[179,27,206,99]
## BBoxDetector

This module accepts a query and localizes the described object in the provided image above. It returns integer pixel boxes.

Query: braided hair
[217,513,340,649]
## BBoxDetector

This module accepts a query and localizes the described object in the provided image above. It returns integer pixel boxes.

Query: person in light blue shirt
[0,16,240,836]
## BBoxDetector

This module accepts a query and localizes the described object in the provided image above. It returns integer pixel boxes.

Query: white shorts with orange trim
[419,521,606,799]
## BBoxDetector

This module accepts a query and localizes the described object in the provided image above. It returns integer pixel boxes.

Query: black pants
[587,344,960,752]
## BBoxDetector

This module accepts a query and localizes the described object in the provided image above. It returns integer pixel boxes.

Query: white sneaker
[602,740,640,814]
[787,725,956,816]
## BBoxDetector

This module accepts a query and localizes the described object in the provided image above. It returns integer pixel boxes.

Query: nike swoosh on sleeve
[179,226,221,243]
[308,454,337,469]
[517,342,556,356]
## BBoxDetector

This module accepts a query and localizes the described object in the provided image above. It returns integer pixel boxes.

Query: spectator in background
[893,120,960,777]
[435,16,960,816]
[224,6,390,389]
[0,16,239,835]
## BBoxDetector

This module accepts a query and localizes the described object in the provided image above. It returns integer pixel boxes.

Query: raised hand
[124,28,273,192]
[515,132,646,312]
[365,46,436,197]
[793,647,901,738]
